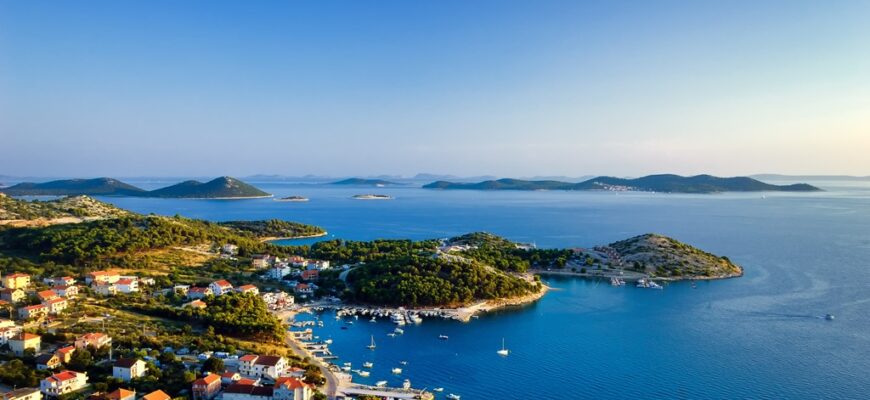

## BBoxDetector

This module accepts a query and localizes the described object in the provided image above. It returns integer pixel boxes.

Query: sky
[1,0,869,178]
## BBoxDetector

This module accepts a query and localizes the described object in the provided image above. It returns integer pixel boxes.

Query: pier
[335,383,433,400]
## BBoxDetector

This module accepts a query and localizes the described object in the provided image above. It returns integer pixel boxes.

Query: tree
[201,357,224,374]
[68,348,94,370]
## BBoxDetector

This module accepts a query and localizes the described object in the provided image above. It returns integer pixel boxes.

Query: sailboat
[497,338,509,356]
[367,335,376,350]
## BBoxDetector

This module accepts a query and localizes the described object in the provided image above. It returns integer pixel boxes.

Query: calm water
[98,181,870,399]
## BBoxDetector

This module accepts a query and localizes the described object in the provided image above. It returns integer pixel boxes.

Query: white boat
[648,281,663,290]
[439,335,449,340]
[394,327,404,334]
[402,379,411,389]
[433,388,444,392]
[369,317,377,322]
[387,333,397,337]
[341,366,351,372]
[825,314,835,320]
[363,362,373,368]
[357,370,370,377]
[410,314,423,324]
[399,360,408,365]
[367,335,376,350]
[375,381,388,387]
[343,362,352,367]
[447,394,461,400]
[324,339,333,344]
[497,337,509,356]
[391,367,402,374]
[391,314,406,326]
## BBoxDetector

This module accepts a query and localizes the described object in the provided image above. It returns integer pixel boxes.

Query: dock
[335,383,433,400]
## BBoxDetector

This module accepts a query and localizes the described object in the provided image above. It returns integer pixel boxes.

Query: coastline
[261,232,328,243]
[531,268,743,281]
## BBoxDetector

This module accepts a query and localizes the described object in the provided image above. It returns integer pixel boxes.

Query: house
[238,355,287,380]
[56,346,76,363]
[113,358,147,381]
[75,332,112,350]
[36,354,62,370]
[183,300,207,309]
[3,273,31,289]
[187,287,212,299]
[105,388,135,400]
[92,283,119,296]
[294,283,314,296]
[173,285,191,296]
[222,384,273,400]
[209,280,233,296]
[192,374,221,400]
[305,260,330,271]
[43,298,68,315]
[300,270,319,281]
[0,288,25,303]
[44,276,76,287]
[115,278,139,294]
[287,256,307,266]
[0,388,42,400]
[18,304,47,320]
[220,371,241,386]
[274,377,314,400]
[267,265,291,280]
[86,271,120,285]
[41,370,88,396]
[0,325,23,345]
[236,284,259,295]
[53,285,79,298]
[251,255,271,269]
[222,244,239,255]
[10,333,41,356]
[37,290,60,302]
[142,390,170,400]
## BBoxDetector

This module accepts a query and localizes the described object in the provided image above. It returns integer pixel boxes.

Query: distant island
[423,174,821,193]
[352,194,393,200]
[0,176,272,199]
[274,196,309,202]
[331,178,399,187]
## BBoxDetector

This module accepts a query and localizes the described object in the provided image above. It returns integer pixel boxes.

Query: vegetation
[608,233,743,278]
[0,176,271,198]
[330,178,399,186]
[219,219,325,239]
[146,176,270,198]
[423,174,821,193]
[0,194,129,221]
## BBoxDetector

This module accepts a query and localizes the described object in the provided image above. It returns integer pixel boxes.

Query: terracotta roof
[253,355,282,367]
[236,378,257,385]
[57,346,76,355]
[38,290,58,299]
[275,377,309,389]
[239,354,258,362]
[106,388,135,400]
[116,278,135,285]
[22,304,46,311]
[212,280,232,288]
[47,370,80,382]
[189,287,210,293]
[45,298,67,305]
[80,332,108,341]
[13,332,39,341]
[221,372,240,378]
[6,273,29,279]
[238,284,257,291]
[142,390,170,400]
[194,374,220,385]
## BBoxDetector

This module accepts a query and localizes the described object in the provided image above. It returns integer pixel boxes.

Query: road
[284,332,340,399]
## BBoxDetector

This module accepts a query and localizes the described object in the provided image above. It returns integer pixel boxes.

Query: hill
[331,178,399,186]
[609,234,742,278]
[146,176,271,198]
[0,177,146,196]
[0,194,130,226]
[424,174,821,193]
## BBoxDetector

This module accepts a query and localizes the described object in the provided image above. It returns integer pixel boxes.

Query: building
[251,255,271,269]
[36,354,62,370]
[236,284,259,295]
[267,265,292,280]
[56,346,76,363]
[93,283,119,296]
[183,300,207,309]
[53,285,79,298]
[222,384,273,400]
[18,304,48,320]
[209,280,233,296]
[44,276,76,287]
[0,288,25,303]
[187,287,212,299]
[86,271,120,285]
[113,358,147,382]
[37,290,60,302]
[3,273,31,289]
[43,298,68,315]
[305,260,330,271]
[115,278,139,294]
[222,244,239,255]
[221,371,241,386]
[238,355,287,380]
[75,332,112,350]
[0,325,23,345]
[294,283,314,296]
[274,377,314,400]
[287,256,306,266]
[191,374,221,400]
[0,388,42,400]
[40,370,88,397]
[142,390,171,400]
[105,388,135,400]
[300,270,319,281]
[10,332,41,356]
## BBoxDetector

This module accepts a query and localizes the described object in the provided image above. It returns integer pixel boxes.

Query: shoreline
[531,268,744,281]
[262,232,329,242]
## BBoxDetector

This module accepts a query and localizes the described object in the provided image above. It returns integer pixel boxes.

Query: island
[331,178,399,187]
[0,176,272,199]
[352,194,393,200]
[274,196,309,202]
[423,174,821,193]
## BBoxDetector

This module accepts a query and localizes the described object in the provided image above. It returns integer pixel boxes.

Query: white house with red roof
[43,298,68,315]
[238,355,288,380]
[115,278,139,294]
[187,287,213,299]
[209,280,234,296]
[86,270,120,285]
[53,285,79,298]
[236,284,259,295]
[75,332,112,350]
[274,377,314,400]
[40,370,88,396]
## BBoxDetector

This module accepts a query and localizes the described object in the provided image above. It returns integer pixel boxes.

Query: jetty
[335,383,433,400]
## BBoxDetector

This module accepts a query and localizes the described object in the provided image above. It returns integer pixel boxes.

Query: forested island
[330,178,399,186]
[0,176,271,198]
[423,174,821,193]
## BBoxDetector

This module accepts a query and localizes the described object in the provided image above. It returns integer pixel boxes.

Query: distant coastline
[262,232,328,242]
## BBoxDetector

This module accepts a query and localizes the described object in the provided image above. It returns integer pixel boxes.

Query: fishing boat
[367,335,376,350]
[497,338,509,356]
[648,280,663,290]
[439,335,449,340]
[391,367,402,374]
[375,381,388,387]
[447,394,461,400]
[363,362,373,368]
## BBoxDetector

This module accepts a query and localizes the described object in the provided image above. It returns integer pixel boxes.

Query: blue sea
[97,180,870,399]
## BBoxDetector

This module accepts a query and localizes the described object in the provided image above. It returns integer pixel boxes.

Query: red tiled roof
[142,390,170,400]
[239,354,258,362]
[275,377,309,389]
[6,273,29,279]
[38,290,58,299]
[106,388,135,400]
[212,280,232,288]
[48,370,80,382]
[116,278,135,285]
[193,374,221,385]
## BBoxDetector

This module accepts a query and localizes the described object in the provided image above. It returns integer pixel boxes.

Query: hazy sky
[2,1,869,178]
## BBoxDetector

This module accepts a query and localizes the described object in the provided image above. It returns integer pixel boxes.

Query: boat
[324,339,333,344]
[610,277,625,286]
[433,388,444,392]
[369,317,377,322]
[353,194,393,200]
[447,394,461,400]
[391,367,402,374]
[394,328,404,334]
[648,281,663,290]
[497,338,509,356]
[367,335,376,350]
[439,335,449,340]
[343,362,352,367]
[358,370,370,377]
[402,379,411,389]
[375,381,388,387]
[399,360,408,365]
[387,333,397,337]
[390,313,406,325]
[409,314,423,324]
[341,366,351,372]
[363,362,373,368]
[825,314,835,320]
